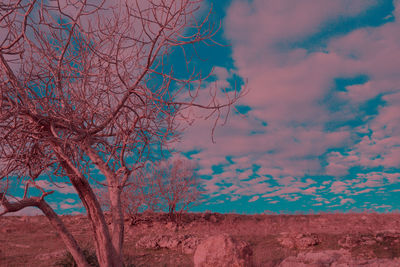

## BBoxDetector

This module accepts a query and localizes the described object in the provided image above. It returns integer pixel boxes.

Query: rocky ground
[1,212,400,266]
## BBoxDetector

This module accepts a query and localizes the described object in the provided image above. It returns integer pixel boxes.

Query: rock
[295,233,320,249]
[278,233,320,250]
[35,250,65,260]
[136,235,161,249]
[278,237,295,249]
[158,235,180,249]
[338,232,399,249]
[181,235,202,254]
[279,250,400,267]
[135,233,201,252]
[165,221,177,231]
[193,234,252,267]
[338,235,358,249]
[279,249,351,267]
[360,258,400,267]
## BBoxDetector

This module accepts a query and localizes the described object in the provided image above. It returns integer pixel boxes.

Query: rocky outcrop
[35,250,66,261]
[193,234,253,267]
[279,250,400,267]
[135,233,202,254]
[278,233,320,249]
[136,235,161,249]
[279,250,351,266]
[338,231,400,249]
[181,235,202,254]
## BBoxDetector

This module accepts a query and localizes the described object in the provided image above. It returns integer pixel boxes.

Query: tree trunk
[68,172,122,267]
[108,185,124,263]
[83,144,125,262]
[169,203,176,222]
[37,200,90,267]
[52,144,123,267]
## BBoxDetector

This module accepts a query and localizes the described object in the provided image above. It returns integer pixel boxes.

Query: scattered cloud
[35,180,76,195]
[248,196,259,202]
[176,0,400,213]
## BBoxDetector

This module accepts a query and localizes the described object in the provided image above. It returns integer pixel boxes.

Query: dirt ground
[1,212,400,266]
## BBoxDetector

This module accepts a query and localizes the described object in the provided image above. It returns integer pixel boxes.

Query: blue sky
[6,0,400,215]
[175,0,400,214]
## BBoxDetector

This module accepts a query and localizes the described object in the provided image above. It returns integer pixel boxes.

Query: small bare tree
[0,0,242,266]
[155,158,201,221]
[116,165,163,224]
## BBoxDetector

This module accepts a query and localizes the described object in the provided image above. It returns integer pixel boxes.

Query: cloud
[65,198,76,203]
[2,206,42,216]
[248,196,259,202]
[352,189,373,195]
[174,0,400,212]
[340,198,355,205]
[35,180,76,195]
[60,203,84,210]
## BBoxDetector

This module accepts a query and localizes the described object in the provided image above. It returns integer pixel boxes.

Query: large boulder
[193,234,253,267]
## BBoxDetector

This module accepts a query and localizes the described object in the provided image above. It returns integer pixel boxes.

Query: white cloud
[35,180,76,195]
[248,196,259,202]
[340,198,355,205]
[174,0,400,207]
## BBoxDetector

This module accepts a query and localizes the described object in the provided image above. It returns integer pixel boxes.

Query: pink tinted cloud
[60,202,84,210]
[2,207,42,216]
[326,92,400,171]
[340,198,355,205]
[225,0,377,58]
[330,181,353,194]
[248,196,259,202]
[35,180,76,195]
[176,0,400,202]
[353,189,374,195]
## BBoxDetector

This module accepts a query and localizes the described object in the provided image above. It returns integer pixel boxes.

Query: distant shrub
[54,248,136,267]
[54,248,99,267]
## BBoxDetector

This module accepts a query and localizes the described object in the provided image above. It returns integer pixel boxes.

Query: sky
[5,0,400,215]
[175,0,400,214]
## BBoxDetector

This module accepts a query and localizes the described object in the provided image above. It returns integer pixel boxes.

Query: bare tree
[155,158,202,221]
[118,159,201,224]
[0,0,241,266]
[99,165,162,224]
[125,165,162,214]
